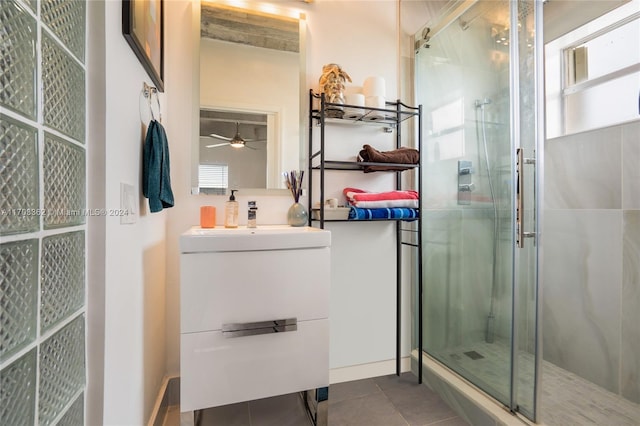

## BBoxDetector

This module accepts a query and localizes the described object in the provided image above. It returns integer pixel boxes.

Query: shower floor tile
[163,373,469,425]
[541,361,640,426]
[430,339,640,426]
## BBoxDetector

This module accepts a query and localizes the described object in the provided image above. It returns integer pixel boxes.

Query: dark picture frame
[122,0,164,92]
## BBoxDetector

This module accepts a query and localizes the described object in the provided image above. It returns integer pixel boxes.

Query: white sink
[180,225,331,252]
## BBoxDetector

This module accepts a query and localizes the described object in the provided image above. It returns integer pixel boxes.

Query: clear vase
[287,202,308,227]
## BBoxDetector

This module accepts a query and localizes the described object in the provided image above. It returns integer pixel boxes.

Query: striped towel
[348,207,419,221]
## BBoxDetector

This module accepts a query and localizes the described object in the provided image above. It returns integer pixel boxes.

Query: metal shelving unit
[308,90,424,383]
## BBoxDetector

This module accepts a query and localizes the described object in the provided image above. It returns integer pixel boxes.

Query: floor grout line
[165,373,465,426]
[424,414,466,426]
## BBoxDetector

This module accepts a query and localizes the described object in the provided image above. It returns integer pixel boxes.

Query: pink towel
[343,187,419,208]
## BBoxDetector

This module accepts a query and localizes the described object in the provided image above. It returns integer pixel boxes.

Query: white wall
[87,1,414,423]
[164,0,414,380]
[86,2,106,424]
[93,1,168,424]
[305,0,410,372]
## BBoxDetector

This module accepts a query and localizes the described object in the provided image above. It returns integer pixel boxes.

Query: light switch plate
[120,183,137,224]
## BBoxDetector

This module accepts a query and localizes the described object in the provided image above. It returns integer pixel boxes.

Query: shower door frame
[510,0,545,421]
[413,0,545,422]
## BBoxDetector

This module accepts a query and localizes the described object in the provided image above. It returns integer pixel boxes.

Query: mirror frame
[191,0,307,196]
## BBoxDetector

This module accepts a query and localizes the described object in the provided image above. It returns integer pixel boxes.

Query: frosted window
[0,0,87,423]
[581,18,640,81]
[546,2,640,138]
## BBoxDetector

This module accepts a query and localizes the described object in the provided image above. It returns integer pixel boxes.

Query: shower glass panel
[513,0,538,419]
[415,0,540,420]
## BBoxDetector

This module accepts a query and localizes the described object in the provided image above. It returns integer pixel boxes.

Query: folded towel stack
[344,187,419,208]
[357,144,419,173]
[344,188,419,221]
[349,207,419,221]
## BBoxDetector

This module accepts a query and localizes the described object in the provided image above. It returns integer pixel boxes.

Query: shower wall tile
[545,126,622,210]
[621,210,640,403]
[542,209,622,393]
[43,132,86,229]
[0,349,36,426]
[423,210,463,350]
[42,34,85,142]
[0,239,38,361]
[39,315,85,425]
[516,240,537,354]
[41,0,86,63]
[461,209,498,343]
[0,1,37,119]
[40,231,85,331]
[0,115,39,235]
[622,120,640,210]
[423,158,460,208]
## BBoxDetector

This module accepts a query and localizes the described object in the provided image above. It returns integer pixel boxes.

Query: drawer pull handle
[222,318,297,338]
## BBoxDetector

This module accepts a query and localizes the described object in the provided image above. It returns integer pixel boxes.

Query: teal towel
[143,120,174,212]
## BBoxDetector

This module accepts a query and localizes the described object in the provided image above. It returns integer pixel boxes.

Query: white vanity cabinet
[179,226,331,414]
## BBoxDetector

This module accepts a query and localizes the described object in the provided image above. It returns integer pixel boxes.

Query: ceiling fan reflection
[205,122,266,150]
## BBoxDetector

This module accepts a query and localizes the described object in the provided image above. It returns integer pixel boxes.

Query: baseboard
[148,375,180,426]
[329,357,411,384]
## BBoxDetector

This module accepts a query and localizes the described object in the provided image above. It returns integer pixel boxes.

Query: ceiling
[201,3,299,52]
[199,109,268,145]
[543,0,630,42]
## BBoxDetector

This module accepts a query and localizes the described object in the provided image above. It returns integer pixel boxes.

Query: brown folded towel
[358,144,419,173]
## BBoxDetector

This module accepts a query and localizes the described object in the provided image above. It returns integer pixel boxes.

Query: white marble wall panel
[622,120,640,210]
[621,210,640,403]
[422,158,462,209]
[422,206,515,352]
[516,239,537,355]
[545,126,622,209]
[461,209,500,344]
[422,210,463,351]
[542,209,623,393]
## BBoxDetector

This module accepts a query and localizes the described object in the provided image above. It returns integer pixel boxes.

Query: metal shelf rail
[308,90,424,383]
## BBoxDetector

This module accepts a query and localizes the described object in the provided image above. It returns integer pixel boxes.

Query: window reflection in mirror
[199,109,270,193]
[195,1,303,194]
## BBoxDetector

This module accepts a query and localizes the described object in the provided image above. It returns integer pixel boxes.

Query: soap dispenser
[224,189,239,228]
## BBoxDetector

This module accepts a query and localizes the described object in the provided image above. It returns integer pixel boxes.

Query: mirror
[194,1,305,194]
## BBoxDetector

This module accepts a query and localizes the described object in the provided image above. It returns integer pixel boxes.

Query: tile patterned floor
[432,339,640,425]
[166,373,469,426]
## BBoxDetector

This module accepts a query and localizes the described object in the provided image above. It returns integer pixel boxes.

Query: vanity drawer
[180,318,329,412]
[181,247,329,334]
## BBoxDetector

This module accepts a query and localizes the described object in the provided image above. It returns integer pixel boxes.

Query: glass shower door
[415,0,540,420]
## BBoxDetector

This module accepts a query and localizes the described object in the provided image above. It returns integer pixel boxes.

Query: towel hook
[141,82,162,123]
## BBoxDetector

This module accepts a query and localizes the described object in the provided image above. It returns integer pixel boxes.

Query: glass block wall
[1,0,87,424]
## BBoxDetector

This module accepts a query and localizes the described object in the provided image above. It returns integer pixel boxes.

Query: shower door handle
[516,148,536,248]
[517,149,524,248]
